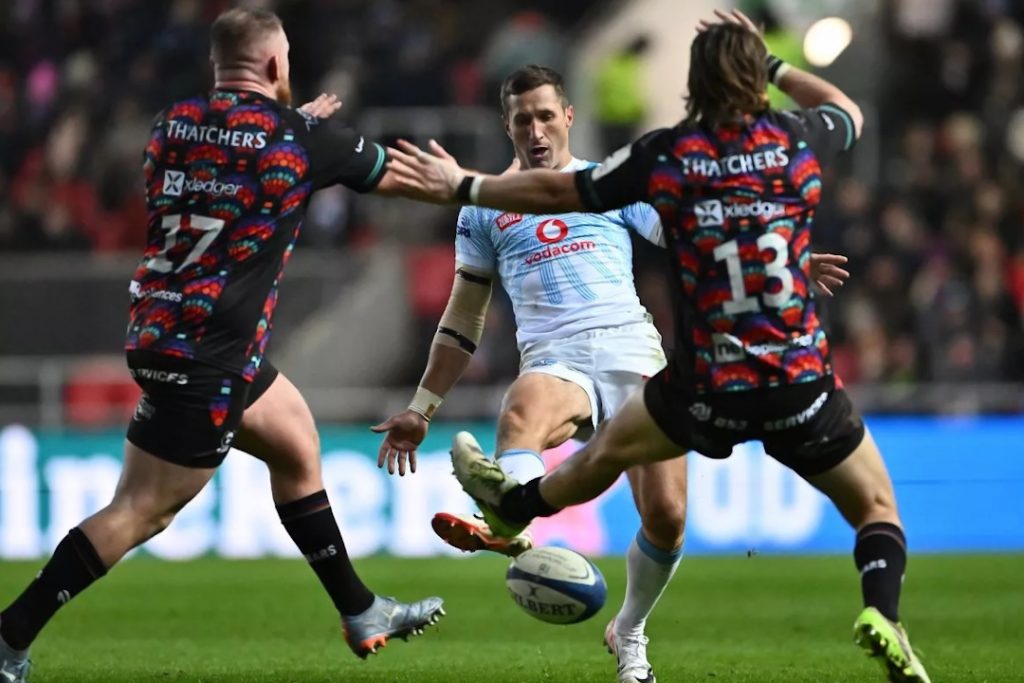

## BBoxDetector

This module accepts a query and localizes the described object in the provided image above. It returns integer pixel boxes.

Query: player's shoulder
[758,107,809,132]
[277,103,319,132]
[161,90,290,128]
[459,204,520,232]
[161,93,211,120]
[633,126,678,153]
[762,105,853,135]
[456,205,496,240]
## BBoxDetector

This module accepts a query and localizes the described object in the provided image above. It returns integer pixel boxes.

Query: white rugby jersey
[455,158,664,348]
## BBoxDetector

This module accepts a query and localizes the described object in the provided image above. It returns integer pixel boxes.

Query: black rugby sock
[277,490,375,616]
[854,522,907,623]
[0,527,107,650]
[499,478,560,524]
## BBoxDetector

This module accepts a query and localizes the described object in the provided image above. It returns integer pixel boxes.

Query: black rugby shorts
[644,371,865,476]
[125,351,279,468]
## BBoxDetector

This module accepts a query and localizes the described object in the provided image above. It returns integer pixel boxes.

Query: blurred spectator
[0,0,585,255]
[593,35,651,153]
[480,11,566,100]
[804,0,1024,385]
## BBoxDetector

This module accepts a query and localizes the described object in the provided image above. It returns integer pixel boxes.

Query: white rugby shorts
[518,320,667,438]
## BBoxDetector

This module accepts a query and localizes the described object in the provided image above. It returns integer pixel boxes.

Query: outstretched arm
[773,66,863,139]
[387,139,587,213]
[704,9,863,141]
[474,169,584,214]
[372,263,493,475]
[414,263,494,405]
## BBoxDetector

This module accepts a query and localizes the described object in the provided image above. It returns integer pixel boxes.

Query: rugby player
[388,10,930,683]
[374,65,848,683]
[0,8,443,681]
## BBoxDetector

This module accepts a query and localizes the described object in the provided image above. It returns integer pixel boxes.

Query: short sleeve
[620,202,664,247]
[574,129,667,213]
[783,104,857,165]
[454,207,497,273]
[292,111,387,192]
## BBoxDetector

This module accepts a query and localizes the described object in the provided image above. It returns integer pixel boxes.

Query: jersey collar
[560,157,588,173]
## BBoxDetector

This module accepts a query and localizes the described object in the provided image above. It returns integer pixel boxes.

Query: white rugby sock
[616,529,682,636]
[496,448,546,482]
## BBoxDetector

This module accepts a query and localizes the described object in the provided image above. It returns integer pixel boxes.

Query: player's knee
[838,485,899,528]
[498,401,546,444]
[859,490,899,526]
[311,425,321,455]
[640,498,686,549]
[108,497,178,541]
[590,425,646,471]
[147,509,177,537]
[270,423,321,479]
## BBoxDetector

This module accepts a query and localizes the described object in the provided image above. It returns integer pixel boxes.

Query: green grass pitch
[1,554,1021,682]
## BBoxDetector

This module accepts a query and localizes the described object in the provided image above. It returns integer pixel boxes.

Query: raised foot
[431,512,533,556]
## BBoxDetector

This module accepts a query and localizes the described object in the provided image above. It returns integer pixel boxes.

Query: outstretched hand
[809,253,850,297]
[297,93,342,120]
[371,409,429,476]
[386,139,466,203]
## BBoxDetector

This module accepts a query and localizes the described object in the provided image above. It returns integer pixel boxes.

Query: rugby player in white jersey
[373,65,848,683]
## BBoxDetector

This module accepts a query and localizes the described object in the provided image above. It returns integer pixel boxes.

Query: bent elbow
[846,101,865,140]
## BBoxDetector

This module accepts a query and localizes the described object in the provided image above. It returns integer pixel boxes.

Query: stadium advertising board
[0,418,1021,560]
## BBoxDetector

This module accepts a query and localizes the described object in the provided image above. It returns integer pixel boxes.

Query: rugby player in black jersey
[389,10,930,683]
[0,8,443,680]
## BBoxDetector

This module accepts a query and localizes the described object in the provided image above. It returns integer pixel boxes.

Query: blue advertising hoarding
[0,417,1020,559]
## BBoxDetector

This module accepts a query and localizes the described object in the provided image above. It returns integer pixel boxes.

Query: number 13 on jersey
[713,233,794,314]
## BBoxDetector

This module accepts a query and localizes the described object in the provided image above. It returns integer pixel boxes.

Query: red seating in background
[64,360,140,428]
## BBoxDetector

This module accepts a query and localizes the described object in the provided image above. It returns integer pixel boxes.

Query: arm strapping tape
[434,263,492,354]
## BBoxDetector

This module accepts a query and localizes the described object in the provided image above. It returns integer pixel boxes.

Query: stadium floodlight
[803,17,853,68]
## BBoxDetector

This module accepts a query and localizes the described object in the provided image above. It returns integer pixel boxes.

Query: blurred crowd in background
[1,0,1022,387]
[0,0,588,251]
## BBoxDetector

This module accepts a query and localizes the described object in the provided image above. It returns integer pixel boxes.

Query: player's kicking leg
[235,370,444,659]
[805,429,930,683]
[434,371,591,554]
[603,457,686,683]
[452,388,683,540]
[0,444,216,681]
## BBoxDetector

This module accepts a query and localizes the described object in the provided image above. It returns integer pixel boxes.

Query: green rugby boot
[854,607,931,682]
[450,431,526,539]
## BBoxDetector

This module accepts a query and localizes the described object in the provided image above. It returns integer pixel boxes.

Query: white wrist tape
[772,62,792,85]
[469,176,484,204]
[409,386,444,421]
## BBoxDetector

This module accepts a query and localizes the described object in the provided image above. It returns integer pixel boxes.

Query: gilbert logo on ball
[506,547,607,624]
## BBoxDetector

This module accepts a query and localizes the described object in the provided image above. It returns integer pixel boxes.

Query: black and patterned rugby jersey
[126,90,387,380]
[575,105,856,394]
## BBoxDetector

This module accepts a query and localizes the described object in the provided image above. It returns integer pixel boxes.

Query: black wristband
[766,54,786,84]
[456,175,476,203]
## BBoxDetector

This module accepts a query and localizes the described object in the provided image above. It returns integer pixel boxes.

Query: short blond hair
[210,7,283,64]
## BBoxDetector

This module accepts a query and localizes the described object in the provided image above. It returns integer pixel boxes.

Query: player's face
[505,85,574,170]
[269,29,292,106]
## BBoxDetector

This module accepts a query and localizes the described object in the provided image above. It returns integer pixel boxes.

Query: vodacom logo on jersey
[524,218,596,265]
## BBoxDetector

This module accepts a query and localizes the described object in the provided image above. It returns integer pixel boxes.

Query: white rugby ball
[506,546,607,624]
